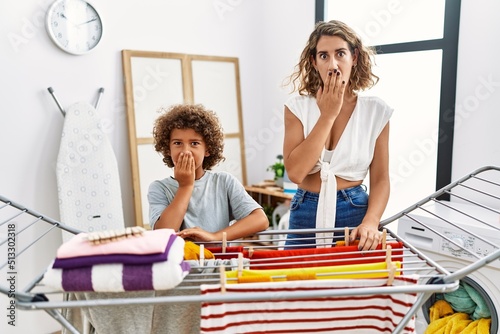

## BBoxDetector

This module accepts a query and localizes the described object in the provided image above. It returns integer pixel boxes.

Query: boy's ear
[205,152,210,157]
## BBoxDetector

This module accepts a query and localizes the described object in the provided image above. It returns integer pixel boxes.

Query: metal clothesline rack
[1,166,499,333]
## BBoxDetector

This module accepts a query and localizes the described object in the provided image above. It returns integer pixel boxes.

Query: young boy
[148,104,268,241]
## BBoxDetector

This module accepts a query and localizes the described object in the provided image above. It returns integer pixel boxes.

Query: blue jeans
[285,185,368,248]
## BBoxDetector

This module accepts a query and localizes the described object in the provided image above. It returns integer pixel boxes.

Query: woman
[284,20,392,251]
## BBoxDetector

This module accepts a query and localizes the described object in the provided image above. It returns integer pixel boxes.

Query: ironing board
[56,100,124,242]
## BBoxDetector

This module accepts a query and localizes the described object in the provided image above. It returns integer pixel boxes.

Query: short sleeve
[147,180,171,229]
[223,172,262,220]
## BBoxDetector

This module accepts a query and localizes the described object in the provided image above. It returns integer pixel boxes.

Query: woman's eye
[319,53,327,60]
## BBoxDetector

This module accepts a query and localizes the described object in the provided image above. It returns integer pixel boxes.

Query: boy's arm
[154,152,195,230]
[178,208,268,242]
[154,184,193,230]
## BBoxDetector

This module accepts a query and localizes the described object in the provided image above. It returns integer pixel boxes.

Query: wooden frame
[122,50,247,227]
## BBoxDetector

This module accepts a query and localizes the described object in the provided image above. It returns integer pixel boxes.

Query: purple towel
[53,233,177,269]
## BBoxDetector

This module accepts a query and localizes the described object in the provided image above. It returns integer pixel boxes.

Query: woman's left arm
[350,122,391,251]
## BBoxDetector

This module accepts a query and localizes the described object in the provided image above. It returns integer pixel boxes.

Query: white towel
[56,101,124,241]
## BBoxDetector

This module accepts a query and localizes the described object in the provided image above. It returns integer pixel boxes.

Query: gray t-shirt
[148,170,262,230]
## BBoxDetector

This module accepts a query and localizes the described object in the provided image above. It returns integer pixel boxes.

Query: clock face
[45,0,103,55]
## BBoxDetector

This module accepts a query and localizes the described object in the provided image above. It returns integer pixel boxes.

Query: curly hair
[152,104,225,170]
[287,20,379,97]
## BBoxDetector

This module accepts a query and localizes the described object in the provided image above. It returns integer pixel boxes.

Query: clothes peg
[219,264,226,293]
[200,244,205,267]
[344,227,350,246]
[382,229,387,250]
[237,252,243,277]
[222,232,227,253]
[385,245,395,286]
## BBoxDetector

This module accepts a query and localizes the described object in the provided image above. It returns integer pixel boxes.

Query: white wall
[0,1,313,332]
[452,0,500,179]
[0,0,499,333]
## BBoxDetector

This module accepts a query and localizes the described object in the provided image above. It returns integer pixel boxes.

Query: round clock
[45,0,103,55]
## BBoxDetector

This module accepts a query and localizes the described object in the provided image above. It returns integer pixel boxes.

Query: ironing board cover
[56,101,124,242]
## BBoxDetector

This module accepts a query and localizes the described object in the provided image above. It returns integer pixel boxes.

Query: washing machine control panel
[441,229,499,261]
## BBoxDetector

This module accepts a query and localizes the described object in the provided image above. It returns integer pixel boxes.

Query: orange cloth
[183,241,215,261]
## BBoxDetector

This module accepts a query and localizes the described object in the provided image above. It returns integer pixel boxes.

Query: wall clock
[45,0,103,55]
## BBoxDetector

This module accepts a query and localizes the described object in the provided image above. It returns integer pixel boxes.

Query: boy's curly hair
[152,104,225,170]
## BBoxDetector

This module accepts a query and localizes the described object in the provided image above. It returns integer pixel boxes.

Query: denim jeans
[285,185,368,248]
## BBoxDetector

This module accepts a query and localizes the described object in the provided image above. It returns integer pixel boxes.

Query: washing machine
[398,201,500,334]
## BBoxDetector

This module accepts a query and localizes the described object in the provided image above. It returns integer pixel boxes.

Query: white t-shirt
[285,94,393,246]
[148,170,262,231]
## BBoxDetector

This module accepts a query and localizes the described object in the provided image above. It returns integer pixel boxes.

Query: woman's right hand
[174,151,195,187]
[316,69,346,120]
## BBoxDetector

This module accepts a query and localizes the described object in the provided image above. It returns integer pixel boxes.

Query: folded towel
[53,233,180,269]
[42,230,190,292]
[225,261,401,282]
[57,229,175,258]
[43,260,191,292]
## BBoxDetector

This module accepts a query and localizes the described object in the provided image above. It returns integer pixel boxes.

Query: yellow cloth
[424,313,471,334]
[425,300,491,334]
[335,240,360,247]
[225,261,401,283]
[462,318,491,334]
[183,241,215,261]
[429,300,455,322]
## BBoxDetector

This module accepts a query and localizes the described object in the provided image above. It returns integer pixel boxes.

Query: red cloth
[241,242,404,270]
[205,246,245,260]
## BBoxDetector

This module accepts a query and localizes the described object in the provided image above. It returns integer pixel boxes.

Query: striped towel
[200,276,418,334]
[43,232,190,292]
[42,259,190,292]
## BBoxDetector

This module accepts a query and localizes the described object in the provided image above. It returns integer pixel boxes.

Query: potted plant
[267,154,285,187]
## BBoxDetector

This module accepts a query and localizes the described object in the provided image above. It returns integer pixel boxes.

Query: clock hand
[60,13,78,27]
[77,17,98,26]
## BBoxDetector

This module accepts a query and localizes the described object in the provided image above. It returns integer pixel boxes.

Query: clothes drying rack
[1,166,499,333]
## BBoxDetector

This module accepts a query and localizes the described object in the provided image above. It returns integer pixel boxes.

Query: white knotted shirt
[285,95,393,247]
